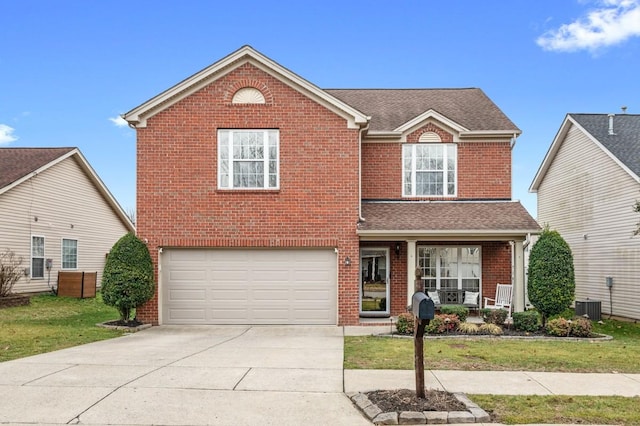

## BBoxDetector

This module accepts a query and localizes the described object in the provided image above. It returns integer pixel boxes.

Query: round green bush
[102,233,154,321]
[527,227,575,326]
[570,317,593,337]
[512,310,541,332]
[480,308,509,325]
[440,305,469,323]
[545,317,571,336]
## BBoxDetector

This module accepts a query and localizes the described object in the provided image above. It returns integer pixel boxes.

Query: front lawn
[0,293,125,362]
[344,318,640,373]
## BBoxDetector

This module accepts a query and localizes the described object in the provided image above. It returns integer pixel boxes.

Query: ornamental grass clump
[479,323,503,335]
[395,312,414,335]
[102,233,154,322]
[457,322,480,334]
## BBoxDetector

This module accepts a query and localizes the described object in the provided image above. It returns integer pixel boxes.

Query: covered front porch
[356,201,540,321]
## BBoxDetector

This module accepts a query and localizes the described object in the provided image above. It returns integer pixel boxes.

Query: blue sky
[2,0,639,218]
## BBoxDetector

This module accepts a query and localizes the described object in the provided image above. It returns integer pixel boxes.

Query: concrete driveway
[0,326,370,425]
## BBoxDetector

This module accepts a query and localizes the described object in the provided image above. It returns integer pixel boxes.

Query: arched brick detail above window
[225,78,273,105]
[406,123,453,142]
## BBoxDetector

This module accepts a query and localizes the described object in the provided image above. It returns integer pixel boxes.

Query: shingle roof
[360,201,540,232]
[325,88,520,133]
[0,148,75,189]
[570,114,640,178]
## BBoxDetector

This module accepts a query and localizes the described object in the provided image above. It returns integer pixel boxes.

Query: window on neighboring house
[62,239,78,269]
[403,143,457,196]
[418,246,480,293]
[218,129,279,189]
[31,236,45,279]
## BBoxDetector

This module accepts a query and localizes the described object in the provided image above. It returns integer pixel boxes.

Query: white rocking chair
[484,283,513,317]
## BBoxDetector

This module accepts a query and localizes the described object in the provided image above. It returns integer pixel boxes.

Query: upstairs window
[218,129,279,189]
[62,239,78,269]
[403,143,457,197]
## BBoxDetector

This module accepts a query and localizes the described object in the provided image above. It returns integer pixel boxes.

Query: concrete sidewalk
[345,369,640,396]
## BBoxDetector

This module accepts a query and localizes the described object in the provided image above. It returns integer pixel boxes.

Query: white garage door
[161,248,337,325]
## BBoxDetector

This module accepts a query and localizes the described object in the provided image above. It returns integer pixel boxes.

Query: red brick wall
[362,124,512,200]
[135,63,361,325]
[480,242,512,306]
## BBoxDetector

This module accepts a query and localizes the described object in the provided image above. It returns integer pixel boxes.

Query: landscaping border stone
[349,390,490,425]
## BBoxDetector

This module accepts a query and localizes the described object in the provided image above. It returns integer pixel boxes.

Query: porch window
[218,129,279,189]
[418,246,480,293]
[402,143,456,197]
[31,236,45,279]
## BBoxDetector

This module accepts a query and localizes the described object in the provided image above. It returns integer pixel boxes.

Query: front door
[359,248,390,317]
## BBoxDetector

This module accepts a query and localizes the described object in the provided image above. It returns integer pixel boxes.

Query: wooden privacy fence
[57,271,97,298]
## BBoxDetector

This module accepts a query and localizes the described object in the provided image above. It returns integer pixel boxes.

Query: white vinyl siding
[537,124,640,319]
[0,156,130,293]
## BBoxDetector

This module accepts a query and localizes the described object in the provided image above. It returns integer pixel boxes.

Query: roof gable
[0,147,135,232]
[0,147,75,189]
[325,88,521,135]
[530,114,640,191]
[123,45,369,129]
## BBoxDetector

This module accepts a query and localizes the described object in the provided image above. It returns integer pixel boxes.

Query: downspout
[358,122,370,222]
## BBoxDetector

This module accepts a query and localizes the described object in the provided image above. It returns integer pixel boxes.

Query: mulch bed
[366,389,466,412]
[103,318,145,327]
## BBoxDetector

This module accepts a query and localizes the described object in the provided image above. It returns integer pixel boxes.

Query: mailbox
[411,291,435,320]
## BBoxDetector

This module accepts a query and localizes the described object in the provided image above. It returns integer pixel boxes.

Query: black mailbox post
[410,291,434,399]
[411,292,435,321]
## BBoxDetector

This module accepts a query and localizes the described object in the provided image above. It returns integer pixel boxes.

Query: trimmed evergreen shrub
[570,317,593,337]
[426,314,460,334]
[527,227,575,326]
[480,308,509,325]
[395,312,414,335]
[440,305,469,323]
[102,233,154,322]
[512,310,541,332]
[546,317,571,336]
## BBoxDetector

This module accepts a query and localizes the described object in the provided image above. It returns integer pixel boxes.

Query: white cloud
[109,115,129,128]
[537,0,640,52]
[0,124,18,145]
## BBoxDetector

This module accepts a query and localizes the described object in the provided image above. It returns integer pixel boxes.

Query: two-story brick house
[124,46,539,326]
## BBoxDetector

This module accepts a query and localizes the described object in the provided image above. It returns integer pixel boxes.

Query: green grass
[345,318,640,372]
[471,394,640,425]
[0,293,125,362]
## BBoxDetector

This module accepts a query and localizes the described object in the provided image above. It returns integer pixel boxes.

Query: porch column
[406,240,417,308]
[512,240,525,313]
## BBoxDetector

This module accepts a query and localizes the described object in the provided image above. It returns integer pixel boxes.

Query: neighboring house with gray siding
[0,147,135,294]
[530,113,640,320]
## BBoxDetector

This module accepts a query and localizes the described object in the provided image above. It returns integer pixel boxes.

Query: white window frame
[31,235,45,279]
[218,129,280,190]
[61,238,78,270]
[418,246,481,292]
[402,143,457,197]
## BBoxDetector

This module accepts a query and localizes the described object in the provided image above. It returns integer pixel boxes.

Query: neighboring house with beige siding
[530,113,640,320]
[0,147,135,294]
